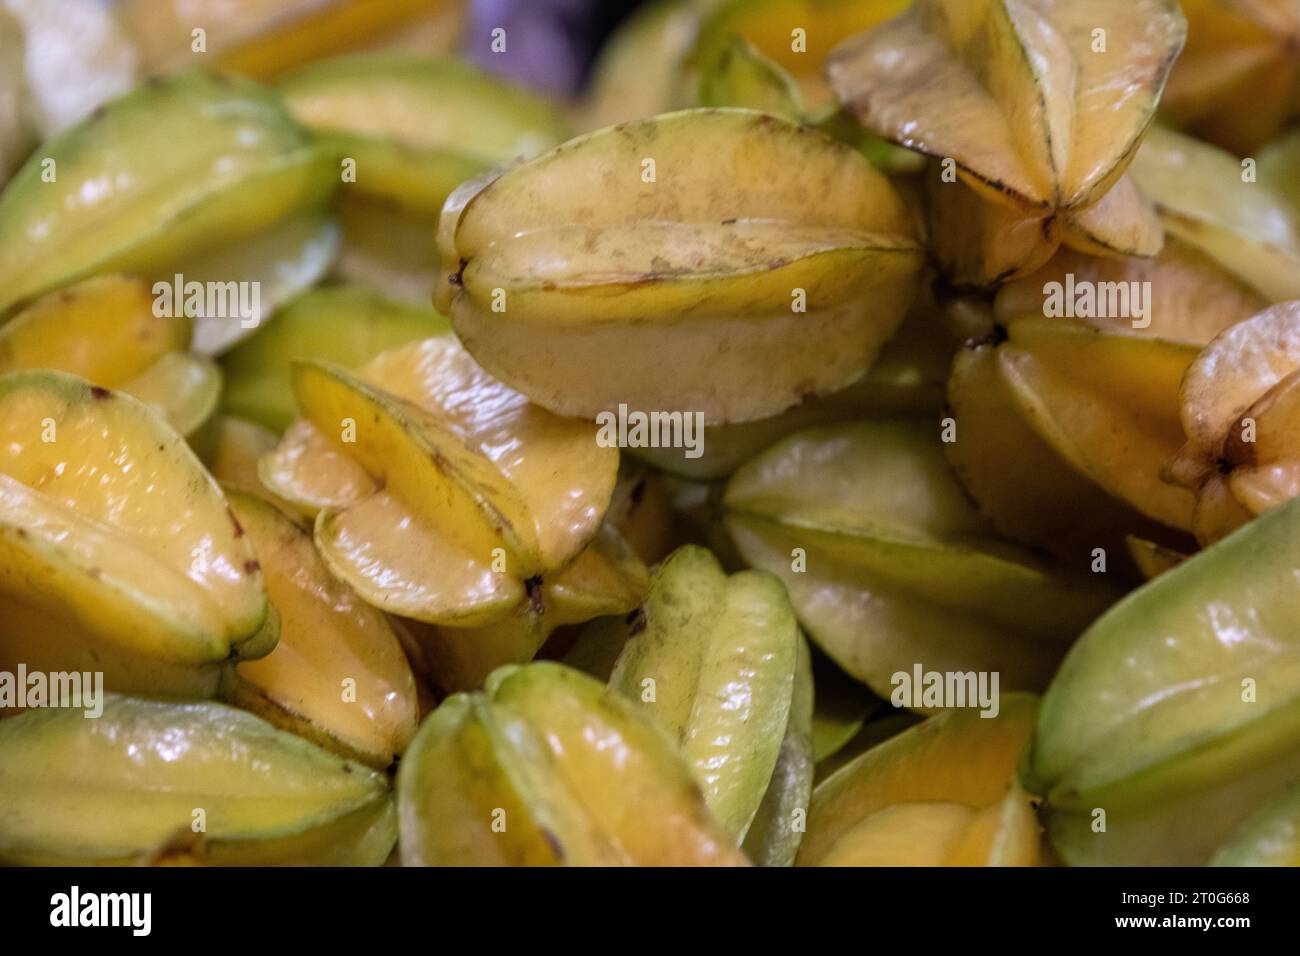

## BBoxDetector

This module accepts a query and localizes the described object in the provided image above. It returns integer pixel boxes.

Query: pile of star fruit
[1,0,1299,868]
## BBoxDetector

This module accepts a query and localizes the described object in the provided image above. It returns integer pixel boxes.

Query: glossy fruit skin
[0,695,393,866]
[1170,302,1300,544]
[799,694,1043,866]
[397,662,749,866]
[0,370,273,699]
[0,275,220,436]
[724,421,1121,696]
[946,316,1201,573]
[1024,496,1300,865]
[1211,782,1300,867]
[828,0,1185,283]
[405,523,648,696]
[1130,125,1300,303]
[0,72,334,320]
[605,545,802,841]
[221,285,448,432]
[281,54,570,215]
[437,108,923,425]
[261,335,618,627]
[225,488,419,770]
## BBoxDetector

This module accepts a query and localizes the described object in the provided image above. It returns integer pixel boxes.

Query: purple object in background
[469,0,642,96]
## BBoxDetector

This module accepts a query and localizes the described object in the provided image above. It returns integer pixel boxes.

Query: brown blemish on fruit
[243,560,260,574]
[90,386,111,401]
[229,509,244,537]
